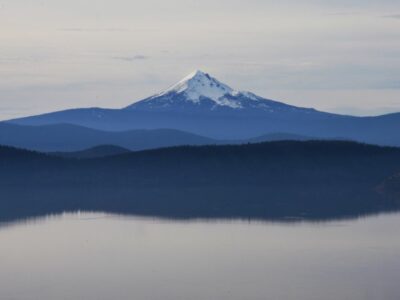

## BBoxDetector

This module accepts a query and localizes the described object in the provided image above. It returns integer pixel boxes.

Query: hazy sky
[1,0,400,119]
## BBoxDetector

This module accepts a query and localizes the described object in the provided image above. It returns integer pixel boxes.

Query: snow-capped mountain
[4,70,400,145]
[145,70,236,105]
[125,70,318,114]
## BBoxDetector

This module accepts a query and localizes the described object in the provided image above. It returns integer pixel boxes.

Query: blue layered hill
[4,70,400,145]
[0,122,321,152]
[0,123,216,152]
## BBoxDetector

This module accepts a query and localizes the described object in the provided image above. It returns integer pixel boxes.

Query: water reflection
[1,187,399,225]
[1,212,400,300]
[1,208,400,231]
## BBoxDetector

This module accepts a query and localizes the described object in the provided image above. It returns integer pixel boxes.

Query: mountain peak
[185,69,210,80]
[155,70,234,102]
[125,70,310,112]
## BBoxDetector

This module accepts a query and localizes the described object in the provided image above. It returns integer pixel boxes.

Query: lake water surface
[1,212,400,300]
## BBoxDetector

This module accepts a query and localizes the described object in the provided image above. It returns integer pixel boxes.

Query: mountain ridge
[0,123,217,152]
[0,122,328,152]
[125,70,324,114]
[3,70,400,145]
[50,145,131,159]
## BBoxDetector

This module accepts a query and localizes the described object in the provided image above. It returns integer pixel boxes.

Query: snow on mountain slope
[125,70,317,113]
[10,69,390,141]
[157,70,234,103]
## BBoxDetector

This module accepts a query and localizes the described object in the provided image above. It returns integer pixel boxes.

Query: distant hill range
[51,145,131,159]
[0,123,216,152]
[3,70,400,146]
[50,133,315,159]
[0,122,322,152]
[1,141,400,222]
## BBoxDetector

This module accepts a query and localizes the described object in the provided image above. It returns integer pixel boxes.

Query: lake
[1,212,399,300]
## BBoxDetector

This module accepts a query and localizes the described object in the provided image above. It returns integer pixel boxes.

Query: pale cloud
[325,12,360,16]
[0,0,400,119]
[58,28,130,32]
[383,14,400,19]
[113,55,149,61]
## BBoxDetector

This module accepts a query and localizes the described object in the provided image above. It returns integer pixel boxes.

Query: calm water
[1,213,400,300]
